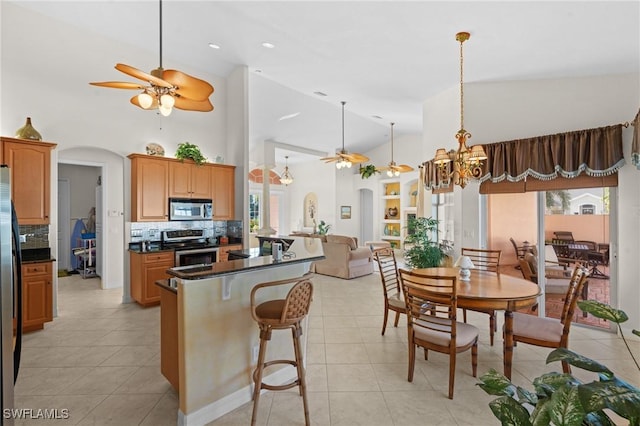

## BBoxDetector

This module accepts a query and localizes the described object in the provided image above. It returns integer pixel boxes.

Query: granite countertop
[22,258,56,264]
[167,237,324,280]
[155,278,177,294]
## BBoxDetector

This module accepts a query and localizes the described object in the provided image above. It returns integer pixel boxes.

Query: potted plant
[317,220,331,235]
[359,164,380,179]
[175,142,207,165]
[478,301,640,426]
[403,216,445,268]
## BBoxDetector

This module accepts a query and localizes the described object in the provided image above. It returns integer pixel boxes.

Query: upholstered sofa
[291,233,374,279]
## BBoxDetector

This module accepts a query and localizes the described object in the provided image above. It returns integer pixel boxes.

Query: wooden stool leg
[292,324,310,426]
[251,328,270,426]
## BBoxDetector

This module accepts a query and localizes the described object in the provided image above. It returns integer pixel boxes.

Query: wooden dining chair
[398,268,478,399]
[460,247,501,345]
[373,248,406,335]
[510,265,589,374]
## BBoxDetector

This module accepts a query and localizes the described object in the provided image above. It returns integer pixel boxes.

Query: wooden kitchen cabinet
[22,261,53,332]
[130,251,174,306]
[1,137,56,225]
[129,154,169,222]
[217,244,242,262]
[211,165,235,220]
[169,161,212,199]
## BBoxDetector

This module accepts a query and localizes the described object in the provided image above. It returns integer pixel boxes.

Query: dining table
[411,267,541,380]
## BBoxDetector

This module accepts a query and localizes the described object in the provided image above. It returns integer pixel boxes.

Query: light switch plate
[222,279,231,300]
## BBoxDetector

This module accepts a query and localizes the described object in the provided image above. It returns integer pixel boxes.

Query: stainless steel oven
[174,247,218,267]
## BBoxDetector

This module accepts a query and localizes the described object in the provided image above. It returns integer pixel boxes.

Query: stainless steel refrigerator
[1,166,22,425]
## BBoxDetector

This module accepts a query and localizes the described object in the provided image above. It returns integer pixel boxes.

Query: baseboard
[178,365,297,426]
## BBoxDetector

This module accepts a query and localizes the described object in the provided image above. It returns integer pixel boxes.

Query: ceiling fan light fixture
[138,92,153,109]
[158,104,172,116]
[160,93,175,108]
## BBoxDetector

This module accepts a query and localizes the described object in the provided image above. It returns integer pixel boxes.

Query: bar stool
[250,273,314,426]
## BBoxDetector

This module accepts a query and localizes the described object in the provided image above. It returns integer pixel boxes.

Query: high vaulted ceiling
[9,1,640,159]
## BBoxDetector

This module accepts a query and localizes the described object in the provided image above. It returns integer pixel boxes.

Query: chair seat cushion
[414,316,478,347]
[255,299,285,320]
[511,312,563,343]
[388,292,405,310]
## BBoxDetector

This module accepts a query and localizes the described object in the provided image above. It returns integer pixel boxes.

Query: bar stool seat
[250,273,314,426]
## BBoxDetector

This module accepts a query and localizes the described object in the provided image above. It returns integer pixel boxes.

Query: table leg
[503,310,514,380]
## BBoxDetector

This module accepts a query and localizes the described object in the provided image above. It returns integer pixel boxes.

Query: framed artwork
[340,205,351,219]
[303,192,318,227]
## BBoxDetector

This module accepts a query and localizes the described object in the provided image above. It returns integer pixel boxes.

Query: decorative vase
[387,207,398,218]
[15,117,42,141]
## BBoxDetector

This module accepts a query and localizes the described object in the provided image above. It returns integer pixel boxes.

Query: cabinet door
[212,166,235,220]
[3,141,51,224]
[169,162,192,198]
[143,261,174,303]
[190,165,212,199]
[22,262,52,330]
[131,157,168,221]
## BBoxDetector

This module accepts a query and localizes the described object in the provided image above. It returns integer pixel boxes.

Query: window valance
[478,124,624,184]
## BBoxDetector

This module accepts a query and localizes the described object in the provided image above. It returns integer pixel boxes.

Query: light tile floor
[14,272,638,425]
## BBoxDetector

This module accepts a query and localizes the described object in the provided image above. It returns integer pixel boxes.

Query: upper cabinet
[212,165,235,220]
[1,137,56,225]
[128,154,236,222]
[129,154,169,222]
[169,161,212,199]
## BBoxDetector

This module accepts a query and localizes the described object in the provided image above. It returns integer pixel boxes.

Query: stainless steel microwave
[168,198,213,221]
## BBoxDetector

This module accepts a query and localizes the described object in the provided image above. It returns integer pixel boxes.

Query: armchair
[311,235,374,279]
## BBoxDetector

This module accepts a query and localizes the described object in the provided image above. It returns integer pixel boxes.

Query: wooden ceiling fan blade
[162,70,214,101]
[396,164,415,172]
[320,156,339,162]
[130,95,158,109]
[115,63,172,88]
[173,97,214,112]
[90,81,147,90]
[345,152,370,163]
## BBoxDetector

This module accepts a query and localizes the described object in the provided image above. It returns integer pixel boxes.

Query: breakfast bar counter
[157,236,324,426]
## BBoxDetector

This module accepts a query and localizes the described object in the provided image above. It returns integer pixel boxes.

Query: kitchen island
[157,236,324,426]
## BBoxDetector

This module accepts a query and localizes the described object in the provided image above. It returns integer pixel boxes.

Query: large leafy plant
[478,300,640,425]
[403,216,444,268]
[175,142,207,165]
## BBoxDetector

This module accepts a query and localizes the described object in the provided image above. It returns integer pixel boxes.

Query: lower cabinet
[217,244,242,262]
[130,251,174,306]
[22,261,53,332]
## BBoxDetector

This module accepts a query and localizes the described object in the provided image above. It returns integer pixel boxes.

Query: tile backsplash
[19,224,49,249]
[130,220,243,243]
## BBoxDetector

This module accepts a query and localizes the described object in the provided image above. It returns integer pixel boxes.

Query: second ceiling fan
[89,0,213,116]
[320,101,369,168]
[377,122,414,176]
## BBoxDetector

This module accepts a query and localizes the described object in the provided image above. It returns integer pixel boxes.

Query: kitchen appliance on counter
[168,198,213,221]
[1,166,23,425]
[161,229,218,267]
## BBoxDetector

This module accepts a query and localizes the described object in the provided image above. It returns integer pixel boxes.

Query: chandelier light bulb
[160,94,175,108]
[138,92,153,109]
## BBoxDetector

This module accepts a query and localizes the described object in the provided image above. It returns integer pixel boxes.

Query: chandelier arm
[459,34,464,131]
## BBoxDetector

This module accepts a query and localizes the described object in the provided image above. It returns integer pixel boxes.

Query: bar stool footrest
[253,359,301,391]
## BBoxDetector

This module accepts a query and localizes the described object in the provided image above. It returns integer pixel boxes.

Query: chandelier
[280,156,294,185]
[433,32,487,188]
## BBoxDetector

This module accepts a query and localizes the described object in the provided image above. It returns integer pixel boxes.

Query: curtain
[416,166,425,217]
[632,109,640,170]
[421,158,454,193]
[478,124,624,194]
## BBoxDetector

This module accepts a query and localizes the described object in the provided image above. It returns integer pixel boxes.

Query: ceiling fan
[89,0,213,116]
[377,122,414,176]
[320,101,369,168]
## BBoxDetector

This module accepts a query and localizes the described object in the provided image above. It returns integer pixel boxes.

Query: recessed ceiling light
[261,42,275,49]
[254,69,263,73]
[208,43,221,49]
[313,91,328,97]
[372,115,383,119]
[279,112,300,121]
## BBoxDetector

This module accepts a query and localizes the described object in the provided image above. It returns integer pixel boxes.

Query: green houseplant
[317,220,331,235]
[359,164,380,179]
[403,216,444,268]
[175,142,207,165]
[478,300,640,426]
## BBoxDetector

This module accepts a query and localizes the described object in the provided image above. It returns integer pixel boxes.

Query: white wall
[423,73,640,333]
[58,164,101,219]
[287,161,336,234]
